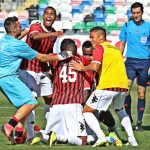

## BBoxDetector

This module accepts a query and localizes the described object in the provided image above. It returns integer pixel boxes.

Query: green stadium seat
[73,22,86,30]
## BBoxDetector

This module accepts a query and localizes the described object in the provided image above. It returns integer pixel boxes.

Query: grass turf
[0,84,150,150]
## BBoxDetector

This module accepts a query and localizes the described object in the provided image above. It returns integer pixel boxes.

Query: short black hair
[4,16,18,34]
[131,2,143,13]
[90,26,106,38]
[82,41,93,50]
[44,6,56,16]
[60,38,77,54]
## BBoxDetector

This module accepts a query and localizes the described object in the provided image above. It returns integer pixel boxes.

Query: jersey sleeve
[84,71,92,90]
[50,53,58,67]
[80,55,90,65]
[119,23,127,42]
[14,41,38,60]
[92,45,104,64]
[29,23,41,35]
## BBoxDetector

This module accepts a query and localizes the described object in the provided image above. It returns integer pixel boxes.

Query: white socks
[67,135,82,145]
[83,112,105,139]
[121,116,135,138]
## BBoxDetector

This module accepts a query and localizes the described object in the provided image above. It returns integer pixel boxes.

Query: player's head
[43,6,56,28]
[4,16,21,38]
[82,41,94,61]
[131,2,143,23]
[89,26,106,47]
[60,38,77,55]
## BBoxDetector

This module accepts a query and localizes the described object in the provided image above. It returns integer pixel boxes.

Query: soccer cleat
[108,132,122,147]
[135,121,143,132]
[30,132,43,145]
[126,137,138,146]
[92,137,108,147]
[25,138,34,145]
[48,131,57,147]
[1,124,16,144]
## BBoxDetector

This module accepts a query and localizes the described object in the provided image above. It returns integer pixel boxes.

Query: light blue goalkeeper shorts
[0,76,38,108]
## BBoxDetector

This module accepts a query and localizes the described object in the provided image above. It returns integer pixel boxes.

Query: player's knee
[83,104,96,113]
[137,93,145,99]
[115,109,128,121]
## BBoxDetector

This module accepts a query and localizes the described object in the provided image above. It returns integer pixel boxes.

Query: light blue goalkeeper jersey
[0,34,37,78]
[119,20,150,59]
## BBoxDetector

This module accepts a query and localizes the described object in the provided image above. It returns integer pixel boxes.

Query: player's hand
[51,31,64,37]
[69,60,84,71]
[58,51,72,60]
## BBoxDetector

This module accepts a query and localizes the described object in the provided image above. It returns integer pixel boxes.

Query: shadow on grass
[143,126,150,131]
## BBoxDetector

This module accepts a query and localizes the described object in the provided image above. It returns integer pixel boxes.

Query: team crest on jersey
[79,121,85,132]
[91,94,98,103]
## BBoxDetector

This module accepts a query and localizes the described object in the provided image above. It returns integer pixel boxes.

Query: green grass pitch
[0,84,150,150]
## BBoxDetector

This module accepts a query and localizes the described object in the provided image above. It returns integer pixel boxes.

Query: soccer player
[82,40,122,147]
[70,27,138,147]
[19,6,63,141]
[30,39,89,146]
[119,2,150,131]
[0,16,72,144]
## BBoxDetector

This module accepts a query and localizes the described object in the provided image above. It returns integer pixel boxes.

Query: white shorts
[86,90,126,111]
[19,69,53,97]
[45,104,87,137]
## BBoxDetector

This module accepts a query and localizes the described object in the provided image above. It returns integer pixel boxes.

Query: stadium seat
[60,0,71,4]
[82,5,93,17]
[81,0,93,9]
[64,29,75,35]
[116,13,128,27]
[61,12,72,21]
[0,20,4,28]
[20,19,29,29]
[104,0,115,6]
[84,21,96,32]
[62,20,73,30]
[72,13,84,25]
[72,5,82,16]
[53,20,63,30]
[114,0,126,6]
[104,5,116,15]
[59,4,72,13]
[96,21,106,27]
[38,3,48,8]
[0,11,8,20]
[84,14,95,24]
[115,6,127,14]
[73,21,86,30]
[8,11,18,17]
[18,11,29,20]
[105,14,117,25]
[71,0,82,6]
[94,10,105,23]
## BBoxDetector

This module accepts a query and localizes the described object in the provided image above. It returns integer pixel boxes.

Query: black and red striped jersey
[20,22,57,72]
[51,55,90,105]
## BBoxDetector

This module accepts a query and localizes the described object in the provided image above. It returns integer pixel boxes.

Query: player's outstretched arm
[35,51,72,62]
[70,61,100,72]
[30,31,64,40]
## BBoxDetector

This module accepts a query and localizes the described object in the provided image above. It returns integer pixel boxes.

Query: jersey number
[59,66,77,83]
